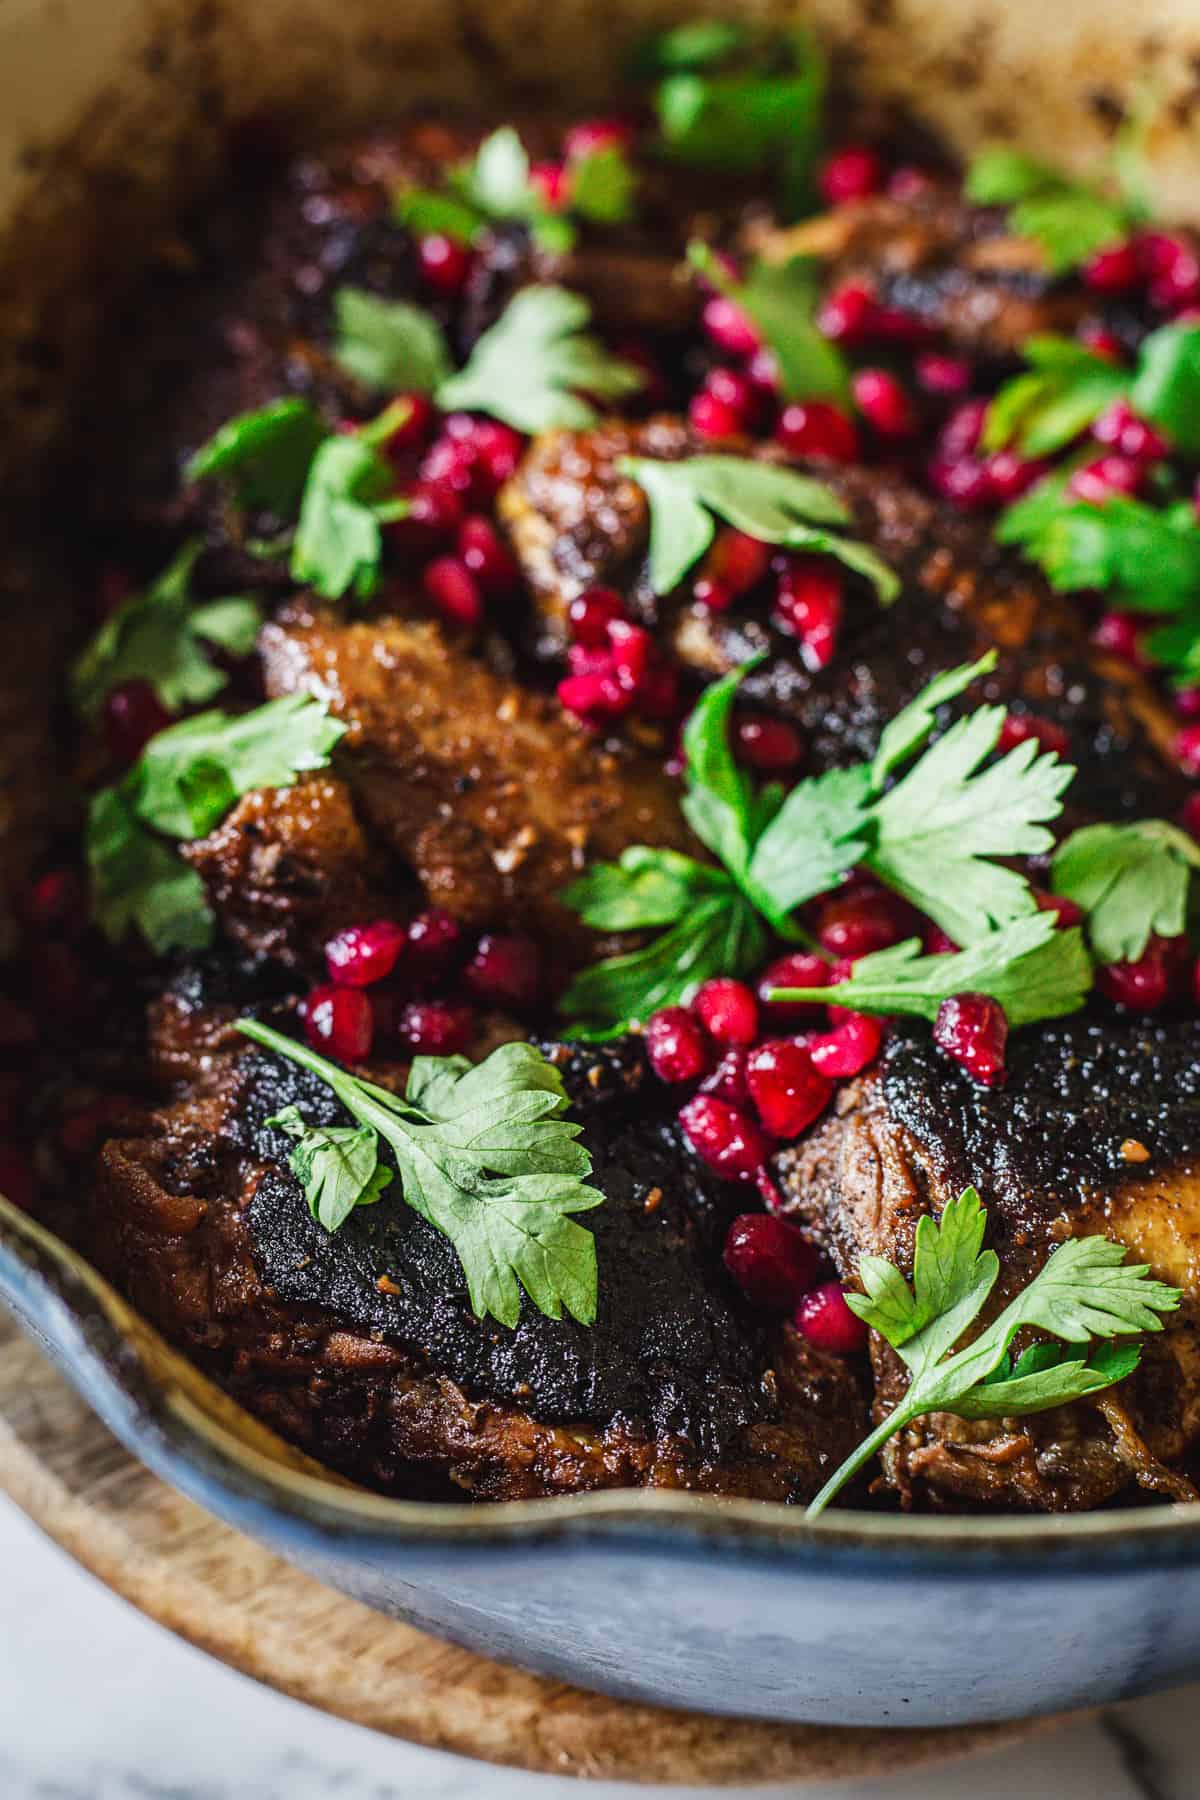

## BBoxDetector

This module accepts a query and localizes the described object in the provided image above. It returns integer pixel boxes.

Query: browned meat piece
[255,603,694,952]
[777,1020,1200,1511]
[750,181,1090,359]
[501,416,1182,822]
[84,1025,866,1502]
[181,776,403,971]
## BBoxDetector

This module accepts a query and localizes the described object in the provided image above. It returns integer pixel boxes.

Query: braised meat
[778,1021,1200,1510]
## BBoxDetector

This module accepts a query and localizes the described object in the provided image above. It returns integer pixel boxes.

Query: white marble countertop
[0,1489,1191,1800]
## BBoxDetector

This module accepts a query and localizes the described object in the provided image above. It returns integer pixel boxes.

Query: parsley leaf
[807,1187,1180,1515]
[267,1105,394,1232]
[744,765,871,931]
[439,286,642,433]
[1129,322,1200,455]
[772,915,1093,1029]
[291,427,409,602]
[1001,491,1200,615]
[569,145,637,226]
[982,337,1128,458]
[238,1023,603,1328]
[332,286,452,393]
[71,541,261,721]
[869,653,995,789]
[688,242,850,405]
[184,398,326,516]
[1052,820,1200,963]
[87,694,347,952]
[963,147,1138,274]
[617,453,898,600]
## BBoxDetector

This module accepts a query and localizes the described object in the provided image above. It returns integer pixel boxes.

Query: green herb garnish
[332,287,453,393]
[985,322,1200,457]
[963,146,1142,275]
[87,694,346,952]
[240,1023,602,1328]
[71,542,261,721]
[807,1187,1180,1516]
[617,454,898,600]
[1051,820,1200,964]
[185,397,327,515]
[688,241,850,405]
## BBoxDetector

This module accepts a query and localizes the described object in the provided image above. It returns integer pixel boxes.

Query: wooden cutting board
[0,1312,1059,1786]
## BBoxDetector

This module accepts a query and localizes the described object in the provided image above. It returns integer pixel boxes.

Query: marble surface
[0,1491,1192,1800]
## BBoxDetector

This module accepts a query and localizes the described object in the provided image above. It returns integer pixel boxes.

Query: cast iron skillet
[4,1192,1200,1728]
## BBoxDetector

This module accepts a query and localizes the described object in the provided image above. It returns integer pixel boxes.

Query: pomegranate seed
[1096,945,1172,1012]
[817,281,877,345]
[774,558,843,669]
[403,481,465,540]
[645,1006,711,1084]
[25,869,85,936]
[775,400,861,463]
[1083,240,1142,295]
[888,165,935,202]
[530,159,570,209]
[420,434,477,494]
[705,528,772,595]
[417,233,473,296]
[924,925,959,955]
[462,932,542,1008]
[396,999,474,1055]
[933,992,1009,1087]
[1183,791,1200,840]
[938,399,989,461]
[0,1147,36,1211]
[819,146,884,207]
[1176,724,1200,771]
[1092,400,1167,462]
[1092,611,1147,668]
[817,892,906,958]
[915,352,972,395]
[735,715,805,773]
[689,389,743,440]
[1139,231,1200,309]
[464,419,524,494]
[563,118,635,161]
[723,1213,819,1310]
[1175,688,1200,720]
[747,1039,833,1138]
[928,456,992,508]
[1078,323,1124,361]
[423,555,483,629]
[808,1012,885,1078]
[705,366,761,426]
[304,983,374,1061]
[693,977,759,1046]
[637,660,681,721]
[700,1047,750,1105]
[997,713,1071,758]
[984,450,1049,503]
[852,367,917,438]
[608,619,652,691]
[691,574,736,612]
[380,392,435,456]
[1034,889,1085,928]
[568,587,626,646]
[797,1281,867,1353]
[325,919,407,988]
[746,346,781,393]
[758,952,831,1028]
[1067,455,1144,504]
[678,1094,770,1183]
[756,1167,787,1212]
[405,908,463,979]
[457,516,518,594]
[701,296,761,356]
[103,681,170,764]
[557,668,633,723]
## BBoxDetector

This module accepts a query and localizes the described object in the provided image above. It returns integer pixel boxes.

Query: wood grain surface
[0,1312,1060,1786]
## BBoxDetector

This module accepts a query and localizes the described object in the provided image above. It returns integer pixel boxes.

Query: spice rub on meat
[87,1003,866,1502]
[777,1020,1200,1511]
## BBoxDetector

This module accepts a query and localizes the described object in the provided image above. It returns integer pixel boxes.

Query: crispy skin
[501,415,1182,820]
[778,1020,1200,1511]
[255,603,693,950]
[84,1020,866,1502]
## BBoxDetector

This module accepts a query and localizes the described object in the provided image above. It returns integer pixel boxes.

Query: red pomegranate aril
[530,158,570,209]
[423,555,484,629]
[1092,610,1147,667]
[463,932,543,1008]
[1176,688,1200,720]
[103,681,171,764]
[379,392,435,457]
[915,352,972,396]
[403,481,465,540]
[819,145,884,207]
[568,587,626,646]
[1092,400,1167,461]
[817,281,877,345]
[984,449,1049,503]
[701,295,761,356]
[928,456,992,509]
[735,715,805,773]
[1097,948,1172,1012]
[797,1282,868,1354]
[937,399,989,461]
[645,1006,711,1085]
[396,999,474,1055]
[304,983,374,1061]
[775,400,860,463]
[924,925,959,955]
[1083,240,1142,295]
[691,574,736,612]
[557,668,633,723]
[888,163,933,201]
[746,346,781,393]
[457,516,519,594]
[747,1039,833,1138]
[325,919,407,988]
[465,419,524,493]
[563,117,636,161]
[0,1147,35,1211]
[1140,231,1200,309]
[706,527,772,595]
[697,1049,748,1107]
[1034,889,1085,929]
[1183,791,1200,841]
[607,619,652,690]
[688,389,743,441]
[997,712,1071,759]
[1067,454,1144,504]
[852,367,917,438]
[705,365,761,424]
[774,558,843,670]
[723,1213,819,1311]
[757,952,831,1028]
[678,1094,770,1183]
[25,869,85,937]
[933,992,1009,1087]
[1078,323,1124,361]
[638,660,681,721]
[817,892,906,958]
[416,233,473,296]
[405,908,463,979]
[1176,723,1200,771]
[808,1011,885,1078]
[693,977,759,1046]
[420,434,477,494]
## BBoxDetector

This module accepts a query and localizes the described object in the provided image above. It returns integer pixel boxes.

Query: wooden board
[0,1312,1062,1787]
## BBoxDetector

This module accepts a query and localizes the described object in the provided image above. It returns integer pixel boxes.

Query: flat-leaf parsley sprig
[807,1187,1181,1516]
[239,1022,603,1328]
